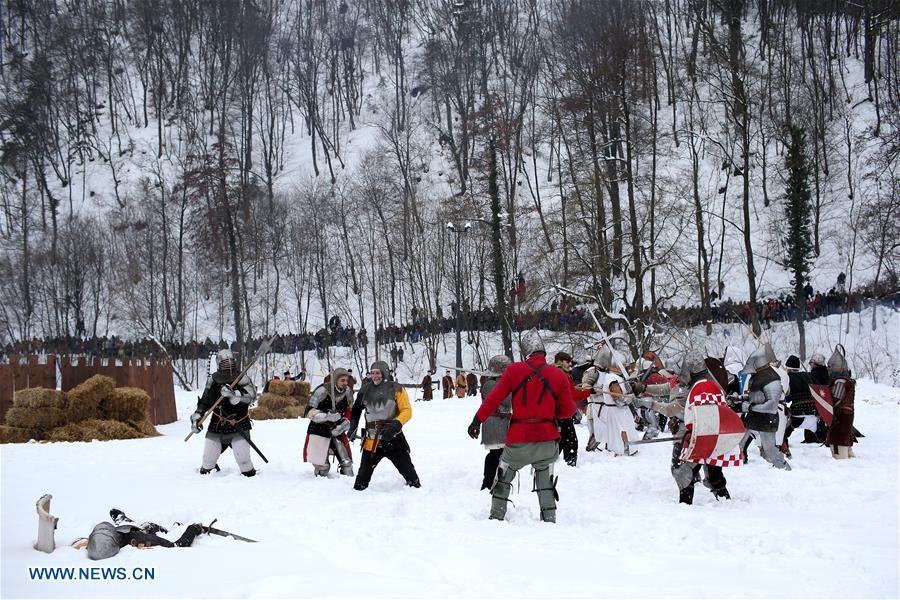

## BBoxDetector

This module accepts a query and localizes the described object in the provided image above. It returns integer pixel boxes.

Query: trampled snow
[2,379,898,599]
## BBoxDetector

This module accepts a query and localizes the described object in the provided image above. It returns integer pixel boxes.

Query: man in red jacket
[467,329,576,522]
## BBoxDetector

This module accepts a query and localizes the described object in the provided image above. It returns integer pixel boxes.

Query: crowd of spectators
[3,281,895,362]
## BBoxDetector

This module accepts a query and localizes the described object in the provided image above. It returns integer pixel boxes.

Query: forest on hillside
[0,0,897,362]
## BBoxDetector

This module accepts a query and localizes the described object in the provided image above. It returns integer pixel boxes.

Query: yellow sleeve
[395,386,412,425]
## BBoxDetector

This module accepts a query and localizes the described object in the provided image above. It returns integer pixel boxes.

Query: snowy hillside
[1,378,897,599]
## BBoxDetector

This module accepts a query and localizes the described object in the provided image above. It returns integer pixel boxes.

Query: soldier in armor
[348,361,421,490]
[583,346,639,456]
[303,368,355,477]
[634,352,734,504]
[825,345,856,459]
[478,355,512,489]
[782,355,824,447]
[190,349,258,477]
[85,513,204,560]
[467,330,576,523]
[738,345,791,470]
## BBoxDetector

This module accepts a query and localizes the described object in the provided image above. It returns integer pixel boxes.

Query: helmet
[785,355,801,370]
[519,328,545,359]
[742,345,770,373]
[369,360,392,381]
[330,368,350,389]
[216,349,237,374]
[593,345,613,370]
[86,522,123,561]
[827,345,849,375]
[680,351,707,377]
[487,355,511,377]
[809,353,826,367]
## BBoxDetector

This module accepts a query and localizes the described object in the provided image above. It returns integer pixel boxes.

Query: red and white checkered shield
[809,384,834,426]
[679,380,745,467]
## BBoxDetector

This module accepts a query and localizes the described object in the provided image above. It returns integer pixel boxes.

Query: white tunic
[587,372,639,455]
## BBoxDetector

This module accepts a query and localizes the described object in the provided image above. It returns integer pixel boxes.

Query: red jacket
[476,354,576,444]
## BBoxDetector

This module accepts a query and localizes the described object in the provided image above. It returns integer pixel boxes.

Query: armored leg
[201,437,224,471]
[332,438,354,476]
[533,464,557,523]
[490,460,517,521]
[758,431,790,469]
[230,435,256,474]
[703,465,730,500]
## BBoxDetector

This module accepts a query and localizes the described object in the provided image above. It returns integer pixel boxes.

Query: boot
[713,488,731,501]
[199,464,221,475]
[241,468,257,477]
[679,486,695,505]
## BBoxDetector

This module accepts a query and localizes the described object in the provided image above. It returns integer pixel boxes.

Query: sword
[629,436,681,445]
[235,428,269,463]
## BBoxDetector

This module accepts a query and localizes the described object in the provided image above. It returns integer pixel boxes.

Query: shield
[809,384,834,427]
[679,380,745,467]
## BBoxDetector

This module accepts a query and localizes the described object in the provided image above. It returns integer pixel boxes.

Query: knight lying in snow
[34,495,254,560]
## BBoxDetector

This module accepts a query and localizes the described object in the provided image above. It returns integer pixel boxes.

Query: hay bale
[267,379,310,398]
[4,406,67,431]
[126,419,160,437]
[258,393,298,411]
[48,419,144,442]
[282,405,305,419]
[13,388,67,409]
[0,425,40,444]
[101,387,149,422]
[249,406,276,420]
[66,375,115,422]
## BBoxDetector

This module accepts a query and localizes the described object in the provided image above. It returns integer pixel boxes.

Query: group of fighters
[188,330,858,522]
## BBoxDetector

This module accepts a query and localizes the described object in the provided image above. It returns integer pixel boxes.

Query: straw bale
[13,388,67,409]
[66,375,115,422]
[282,405,305,419]
[101,387,149,422]
[249,406,276,420]
[48,419,144,442]
[126,419,160,437]
[0,425,39,444]
[259,393,298,411]
[5,406,67,431]
[266,379,310,398]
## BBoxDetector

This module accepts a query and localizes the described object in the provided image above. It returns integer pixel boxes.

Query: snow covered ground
[2,378,898,599]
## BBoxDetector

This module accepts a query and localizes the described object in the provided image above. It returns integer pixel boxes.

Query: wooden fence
[1,355,177,425]
[0,355,57,423]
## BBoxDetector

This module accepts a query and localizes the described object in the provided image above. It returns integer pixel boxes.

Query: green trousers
[490,441,559,522]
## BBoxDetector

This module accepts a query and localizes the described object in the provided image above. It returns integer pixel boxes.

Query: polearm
[184,335,278,442]
[553,285,634,380]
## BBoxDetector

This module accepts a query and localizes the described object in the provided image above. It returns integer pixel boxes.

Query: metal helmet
[487,354,511,377]
[680,351,707,378]
[593,345,613,370]
[519,328,546,359]
[330,367,350,389]
[809,353,826,367]
[369,360,392,381]
[743,345,770,373]
[827,344,849,375]
[216,349,237,374]
[86,522,122,561]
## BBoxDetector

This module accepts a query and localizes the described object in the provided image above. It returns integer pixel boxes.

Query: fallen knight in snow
[34,495,255,560]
